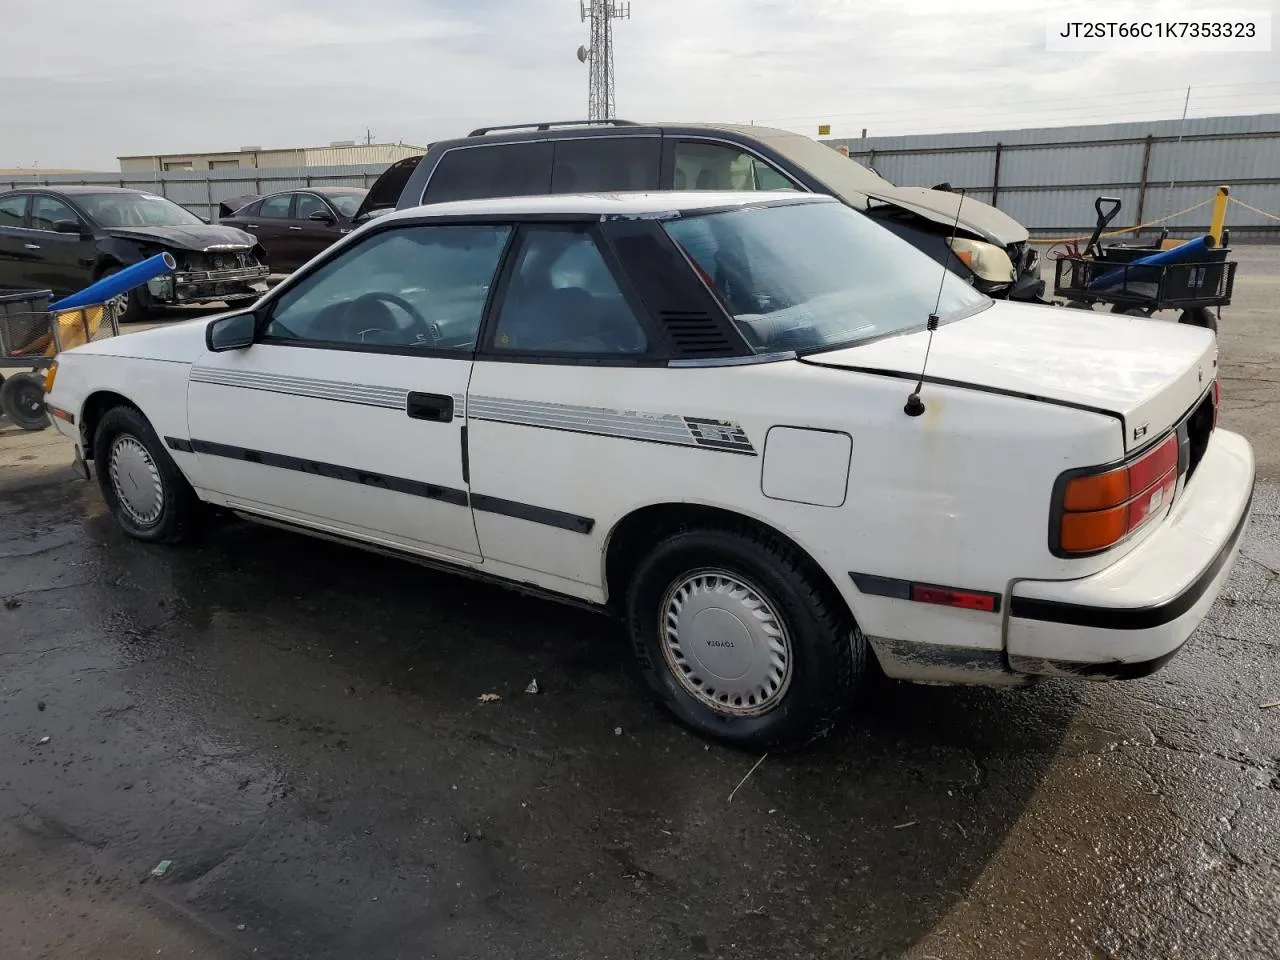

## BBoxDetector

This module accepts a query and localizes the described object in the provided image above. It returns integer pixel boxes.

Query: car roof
[266,186,365,196]
[384,190,833,223]
[4,185,152,196]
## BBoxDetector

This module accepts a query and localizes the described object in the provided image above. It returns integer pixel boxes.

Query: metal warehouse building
[117,142,426,174]
[828,112,1280,239]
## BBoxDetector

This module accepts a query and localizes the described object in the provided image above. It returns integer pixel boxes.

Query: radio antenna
[904,187,968,418]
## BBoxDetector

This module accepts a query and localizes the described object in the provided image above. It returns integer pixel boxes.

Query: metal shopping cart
[0,288,123,431]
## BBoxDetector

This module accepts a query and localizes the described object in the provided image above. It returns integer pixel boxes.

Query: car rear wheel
[92,405,198,543]
[625,525,865,750]
[0,372,51,431]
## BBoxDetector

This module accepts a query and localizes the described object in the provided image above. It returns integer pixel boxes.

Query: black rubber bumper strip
[1009,488,1254,630]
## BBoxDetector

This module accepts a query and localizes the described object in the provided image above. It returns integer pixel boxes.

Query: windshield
[79,192,205,228]
[758,129,895,199]
[662,200,989,354]
[328,192,364,217]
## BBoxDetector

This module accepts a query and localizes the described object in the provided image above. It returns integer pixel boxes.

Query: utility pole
[579,1,630,121]
[365,127,374,145]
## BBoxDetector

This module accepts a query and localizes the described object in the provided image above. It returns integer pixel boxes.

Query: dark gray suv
[355,120,1045,302]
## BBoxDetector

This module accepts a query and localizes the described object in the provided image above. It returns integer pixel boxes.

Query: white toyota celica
[43,192,1255,749]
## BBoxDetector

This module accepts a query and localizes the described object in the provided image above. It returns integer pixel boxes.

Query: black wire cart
[1051,197,1237,332]
[0,288,123,431]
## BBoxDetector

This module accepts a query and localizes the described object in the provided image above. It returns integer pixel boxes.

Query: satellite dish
[576,44,589,63]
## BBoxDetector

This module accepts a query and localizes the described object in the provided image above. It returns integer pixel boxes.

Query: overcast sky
[3,0,1278,169]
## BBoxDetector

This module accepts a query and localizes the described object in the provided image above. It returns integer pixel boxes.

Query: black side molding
[1010,489,1253,630]
[470,494,595,535]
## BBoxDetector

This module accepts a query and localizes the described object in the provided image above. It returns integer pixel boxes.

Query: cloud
[2,0,1277,169]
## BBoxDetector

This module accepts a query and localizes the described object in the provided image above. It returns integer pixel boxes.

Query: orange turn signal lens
[1056,434,1180,554]
[43,361,58,394]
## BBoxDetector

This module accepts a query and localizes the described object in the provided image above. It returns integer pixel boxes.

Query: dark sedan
[0,186,269,321]
[217,187,368,273]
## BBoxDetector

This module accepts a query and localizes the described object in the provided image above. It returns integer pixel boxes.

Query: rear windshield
[662,201,989,354]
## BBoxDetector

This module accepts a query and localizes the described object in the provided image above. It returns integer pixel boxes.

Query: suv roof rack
[467,119,639,137]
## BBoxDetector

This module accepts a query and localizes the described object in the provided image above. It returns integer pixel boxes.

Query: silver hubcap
[660,569,792,716]
[108,435,163,526]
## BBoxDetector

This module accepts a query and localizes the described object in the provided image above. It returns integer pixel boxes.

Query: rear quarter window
[422,142,554,204]
[550,138,660,193]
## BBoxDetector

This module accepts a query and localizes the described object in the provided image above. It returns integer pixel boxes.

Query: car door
[26,194,97,295]
[243,193,295,271]
[464,221,676,594]
[186,219,513,563]
[291,193,342,269]
[0,193,31,288]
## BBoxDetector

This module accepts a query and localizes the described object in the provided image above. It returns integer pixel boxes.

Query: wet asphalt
[2,439,1278,960]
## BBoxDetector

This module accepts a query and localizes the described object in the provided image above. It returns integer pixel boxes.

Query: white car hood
[69,314,213,363]
[808,300,1217,451]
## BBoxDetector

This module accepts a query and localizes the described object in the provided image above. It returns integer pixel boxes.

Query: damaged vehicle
[0,186,269,321]
[44,193,1253,749]
[358,121,1044,301]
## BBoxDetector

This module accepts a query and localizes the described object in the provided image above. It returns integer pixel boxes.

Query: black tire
[1064,300,1095,310]
[1110,304,1151,317]
[625,525,865,750]
[1178,307,1218,334]
[0,372,50,431]
[92,404,198,543]
[100,265,152,323]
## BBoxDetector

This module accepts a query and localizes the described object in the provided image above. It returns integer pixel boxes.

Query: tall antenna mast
[578,1,631,121]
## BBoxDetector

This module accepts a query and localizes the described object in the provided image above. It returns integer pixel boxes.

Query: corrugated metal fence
[829,112,1280,240]
[6,113,1280,239]
[0,164,396,223]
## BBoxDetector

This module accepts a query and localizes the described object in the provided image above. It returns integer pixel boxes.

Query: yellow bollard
[1209,185,1230,246]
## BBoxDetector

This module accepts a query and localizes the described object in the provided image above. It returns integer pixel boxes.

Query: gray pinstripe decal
[468,395,756,455]
[186,369,750,454]
[189,367,467,416]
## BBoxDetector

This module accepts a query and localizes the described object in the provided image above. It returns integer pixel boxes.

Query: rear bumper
[1007,429,1255,679]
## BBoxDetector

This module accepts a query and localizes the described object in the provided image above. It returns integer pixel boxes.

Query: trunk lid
[808,300,1216,451]
[354,154,425,220]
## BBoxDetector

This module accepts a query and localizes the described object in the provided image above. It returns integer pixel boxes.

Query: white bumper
[1007,429,1255,679]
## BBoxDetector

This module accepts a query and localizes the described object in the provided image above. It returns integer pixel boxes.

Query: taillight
[1054,433,1179,555]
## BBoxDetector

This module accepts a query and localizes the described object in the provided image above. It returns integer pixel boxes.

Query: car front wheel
[92,405,198,543]
[100,265,153,323]
[626,525,865,750]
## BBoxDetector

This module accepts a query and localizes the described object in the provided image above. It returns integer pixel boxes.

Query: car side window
[263,224,511,351]
[551,138,661,193]
[259,194,293,219]
[672,141,798,192]
[295,194,329,220]
[489,226,649,356]
[30,196,82,232]
[0,194,27,227]
[422,143,554,204]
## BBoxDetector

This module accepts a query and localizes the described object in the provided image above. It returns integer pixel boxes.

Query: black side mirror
[54,219,87,236]
[206,311,256,352]
[308,210,336,223]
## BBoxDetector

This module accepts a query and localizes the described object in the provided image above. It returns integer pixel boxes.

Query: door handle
[23,243,40,250]
[406,392,454,423]
[246,223,259,229]
[288,226,302,231]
